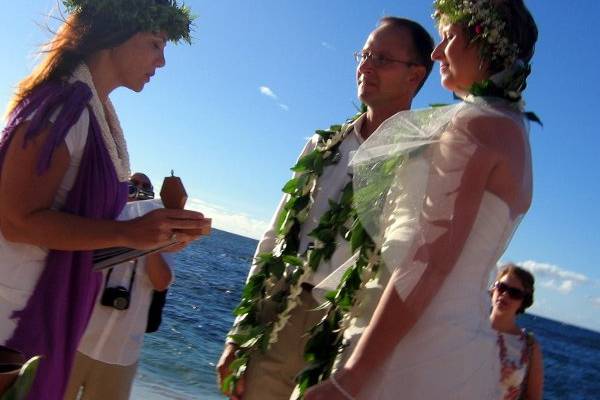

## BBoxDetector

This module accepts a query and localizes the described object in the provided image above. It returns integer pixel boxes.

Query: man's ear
[408,65,427,93]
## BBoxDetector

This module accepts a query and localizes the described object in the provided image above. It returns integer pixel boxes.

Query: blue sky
[1,1,598,332]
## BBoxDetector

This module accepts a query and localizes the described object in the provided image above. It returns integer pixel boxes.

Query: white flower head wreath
[433,0,520,69]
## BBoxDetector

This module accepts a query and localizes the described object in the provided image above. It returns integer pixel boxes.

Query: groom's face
[356,24,422,110]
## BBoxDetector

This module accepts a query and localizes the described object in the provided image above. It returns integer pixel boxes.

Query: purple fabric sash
[0,81,127,399]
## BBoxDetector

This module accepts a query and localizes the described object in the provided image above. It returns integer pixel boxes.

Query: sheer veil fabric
[339,98,531,399]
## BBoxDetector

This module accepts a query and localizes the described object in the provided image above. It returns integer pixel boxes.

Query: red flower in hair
[475,24,483,34]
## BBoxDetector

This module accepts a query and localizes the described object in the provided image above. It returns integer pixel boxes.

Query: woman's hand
[305,380,346,400]
[305,369,359,400]
[122,208,211,250]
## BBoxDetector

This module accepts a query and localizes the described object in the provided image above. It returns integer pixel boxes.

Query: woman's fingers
[168,217,211,233]
[160,208,205,220]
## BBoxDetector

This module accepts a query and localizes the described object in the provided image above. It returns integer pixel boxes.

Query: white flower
[314,239,326,249]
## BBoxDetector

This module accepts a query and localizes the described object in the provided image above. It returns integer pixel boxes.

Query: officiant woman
[0,1,209,399]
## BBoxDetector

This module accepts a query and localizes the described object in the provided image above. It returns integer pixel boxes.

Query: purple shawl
[0,81,127,399]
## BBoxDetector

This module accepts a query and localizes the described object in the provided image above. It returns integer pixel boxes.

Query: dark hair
[6,13,136,116]
[378,17,435,94]
[485,0,538,73]
[495,263,535,314]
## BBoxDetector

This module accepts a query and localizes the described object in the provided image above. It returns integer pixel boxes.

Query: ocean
[132,229,600,399]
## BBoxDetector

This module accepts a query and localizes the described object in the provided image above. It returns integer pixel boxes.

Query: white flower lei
[70,63,131,182]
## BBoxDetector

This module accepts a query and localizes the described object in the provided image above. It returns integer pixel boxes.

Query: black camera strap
[105,259,137,292]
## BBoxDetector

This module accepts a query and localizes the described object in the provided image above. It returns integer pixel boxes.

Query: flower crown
[62,0,195,44]
[433,0,519,69]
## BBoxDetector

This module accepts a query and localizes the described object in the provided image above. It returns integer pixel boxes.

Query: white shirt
[77,199,174,366]
[247,115,365,299]
[0,108,89,343]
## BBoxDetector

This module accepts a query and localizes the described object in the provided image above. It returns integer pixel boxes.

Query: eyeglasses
[354,51,419,68]
[128,179,154,200]
[492,282,527,300]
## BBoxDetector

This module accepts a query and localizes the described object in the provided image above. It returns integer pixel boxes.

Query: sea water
[133,229,600,399]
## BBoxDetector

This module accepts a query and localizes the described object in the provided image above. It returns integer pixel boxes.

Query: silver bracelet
[330,374,355,400]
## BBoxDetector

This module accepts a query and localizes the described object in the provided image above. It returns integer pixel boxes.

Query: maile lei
[223,108,405,396]
[222,111,362,394]
[294,150,404,397]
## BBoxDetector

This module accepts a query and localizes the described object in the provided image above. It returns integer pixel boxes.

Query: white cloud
[321,41,335,50]
[186,197,268,240]
[519,260,589,294]
[259,85,290,111]
[590,297,600,308]
[259,86,278,99]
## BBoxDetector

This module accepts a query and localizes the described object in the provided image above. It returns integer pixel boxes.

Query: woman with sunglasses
[491,264,544,400]
[0,2,208,398]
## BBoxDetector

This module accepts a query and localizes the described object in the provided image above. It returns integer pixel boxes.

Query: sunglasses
[128,180,154,200]
[492,282,527,300]
[129,178,153,191]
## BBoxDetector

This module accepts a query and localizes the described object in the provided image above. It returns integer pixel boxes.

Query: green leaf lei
[222,112,363,394]
[294,154,404,398]
[62,0,194,44]
[0,356,41,400]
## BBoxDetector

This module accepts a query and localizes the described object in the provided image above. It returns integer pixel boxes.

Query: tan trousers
[63,352,138,400]
[243,289,326,400]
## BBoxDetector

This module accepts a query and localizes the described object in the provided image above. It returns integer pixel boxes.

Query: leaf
[229,355,250,372]
[266,258,285,279]
[255,253,275,264]
[221,374,236,395]
[282,255,304,267]
[307,250,322,271]
[350,223,365,252]
[282,175,309,194]
[313,152,324,175]
[242,274,266,298]
[1,356,42,400]
[291,195,310,213]
[315,129,333,141]
[524,111,543,126]
[291,152,318,173]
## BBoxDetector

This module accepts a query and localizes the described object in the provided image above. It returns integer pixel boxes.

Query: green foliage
[222,113,363,395]
[1,356,41,400]
[62,0,195,44]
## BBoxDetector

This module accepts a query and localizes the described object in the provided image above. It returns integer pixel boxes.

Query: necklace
[222,112,363,394]
[498,330,529,400]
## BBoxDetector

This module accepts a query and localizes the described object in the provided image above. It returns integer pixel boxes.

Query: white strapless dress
[334,100,530,399]
[340,189,516,399]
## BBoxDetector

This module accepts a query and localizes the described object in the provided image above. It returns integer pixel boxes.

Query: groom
[218,17,434,400]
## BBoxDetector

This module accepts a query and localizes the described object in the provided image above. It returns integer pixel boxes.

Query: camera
[101,286,131,310]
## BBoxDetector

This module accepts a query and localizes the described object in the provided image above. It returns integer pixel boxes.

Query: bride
[304,1,538,399]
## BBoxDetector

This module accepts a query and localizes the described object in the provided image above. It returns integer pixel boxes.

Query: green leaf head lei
[62,0,195,44]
